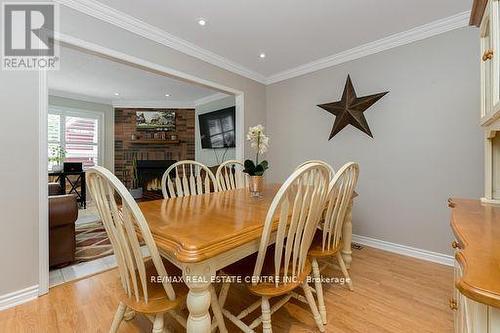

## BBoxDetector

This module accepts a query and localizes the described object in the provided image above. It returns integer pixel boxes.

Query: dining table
[138,184,355,333]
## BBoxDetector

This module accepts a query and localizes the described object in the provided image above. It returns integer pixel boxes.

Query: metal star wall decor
[318,75,388,140]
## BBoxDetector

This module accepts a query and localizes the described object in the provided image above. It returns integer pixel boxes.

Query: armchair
[48,183,78,267]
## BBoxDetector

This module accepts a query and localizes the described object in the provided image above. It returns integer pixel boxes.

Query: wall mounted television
[199,106,236,149]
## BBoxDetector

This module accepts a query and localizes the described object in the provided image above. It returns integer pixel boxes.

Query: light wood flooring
[0,246,453,332]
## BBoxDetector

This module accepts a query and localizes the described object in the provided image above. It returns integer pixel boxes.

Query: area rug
[75,221,113,263]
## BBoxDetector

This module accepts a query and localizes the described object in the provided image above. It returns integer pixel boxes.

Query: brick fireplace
[114,108,195,197]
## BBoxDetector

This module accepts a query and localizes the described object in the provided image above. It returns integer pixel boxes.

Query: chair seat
[308,231,342,257]
[223,247,312,298]
[118,257,188,314]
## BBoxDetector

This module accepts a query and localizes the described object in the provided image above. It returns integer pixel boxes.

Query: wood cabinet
[449,198,500,332]
[453,255,500,333]
[473,0,500,203]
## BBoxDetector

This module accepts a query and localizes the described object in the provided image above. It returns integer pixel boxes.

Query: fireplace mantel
[114,108,195,189]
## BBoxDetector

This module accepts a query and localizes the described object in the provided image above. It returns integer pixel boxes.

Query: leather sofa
[49,183,78,267]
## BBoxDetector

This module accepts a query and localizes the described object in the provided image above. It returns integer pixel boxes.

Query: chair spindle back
[86,166,176,303]
[296,160,335,180]
[253,163,330,287]
[215,160,246,191]
[321,162,359,252]
[161,160,218,198]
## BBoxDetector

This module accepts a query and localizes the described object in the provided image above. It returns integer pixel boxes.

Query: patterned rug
[75,221,113,263]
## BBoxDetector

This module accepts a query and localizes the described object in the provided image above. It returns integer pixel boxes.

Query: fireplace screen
[136,160,176,199]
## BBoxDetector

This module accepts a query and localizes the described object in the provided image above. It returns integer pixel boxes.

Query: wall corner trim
[54,0,470,86]
[352,234,454,267]
[0,285,39,311]
[265,11,472,84]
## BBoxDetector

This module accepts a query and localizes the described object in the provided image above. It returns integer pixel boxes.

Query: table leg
[183,264,213,333]
[60,174,66,194]
[341,199,353,269]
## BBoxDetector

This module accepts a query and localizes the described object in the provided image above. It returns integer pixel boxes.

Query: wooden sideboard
[448,198,500,332]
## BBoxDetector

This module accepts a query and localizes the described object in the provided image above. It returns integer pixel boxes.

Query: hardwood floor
[0,246,453,332]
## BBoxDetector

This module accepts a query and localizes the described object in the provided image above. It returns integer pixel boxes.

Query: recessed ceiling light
[165,93,170,97]
[197,18,207,26]
[114,92,120,96]
[259,52,266,59]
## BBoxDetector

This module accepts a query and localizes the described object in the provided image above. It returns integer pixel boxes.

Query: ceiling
[48,45,223,105]
[86,0,472,79]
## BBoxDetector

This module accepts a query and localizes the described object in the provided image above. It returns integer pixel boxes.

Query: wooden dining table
[138,184,355,333]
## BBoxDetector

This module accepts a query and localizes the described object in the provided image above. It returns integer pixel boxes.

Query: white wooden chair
[296,160,335,180]
[160,161,229,331]
[307,162,359,324]
[215,160,247,191]
[219,163,330,332]
[86,166,188,333]
[161,160,218,198]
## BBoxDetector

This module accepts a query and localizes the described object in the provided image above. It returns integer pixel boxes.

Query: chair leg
[210,285,228,333]
[109,302,127,333]
[336,252,353,291]
[312,258,327,324]
[219,282,230,308]
[152,313,164,333]
[302,282,325,332]
[261,296,272,333]
[123,308,136,321]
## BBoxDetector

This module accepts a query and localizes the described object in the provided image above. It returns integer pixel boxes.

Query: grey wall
[0,70,40,296]
[266,27,483,255]
[48,95,115,171]
[195,96,236,166]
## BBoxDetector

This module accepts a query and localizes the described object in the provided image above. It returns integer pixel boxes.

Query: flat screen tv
[199,106,236,149]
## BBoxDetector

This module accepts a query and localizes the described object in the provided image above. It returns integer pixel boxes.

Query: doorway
[38,35,244,294]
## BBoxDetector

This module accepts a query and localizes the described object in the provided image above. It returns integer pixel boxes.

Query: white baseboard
[352,234,454,267]
[0,285,39,311]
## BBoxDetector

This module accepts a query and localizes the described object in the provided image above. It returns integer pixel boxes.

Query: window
[48,108,103,170]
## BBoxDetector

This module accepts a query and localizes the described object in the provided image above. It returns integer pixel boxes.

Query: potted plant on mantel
[243,125,270,197]
[129,158,143,199]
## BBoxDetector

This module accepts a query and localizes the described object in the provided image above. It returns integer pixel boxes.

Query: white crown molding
[54,0,267,84]
[112,99,195,109]
[194,92,230,106]
[352,234,454,267]
[49,89,112,105]
[266,11,471,84]
[0,285,38,311]
[55,0,470,86]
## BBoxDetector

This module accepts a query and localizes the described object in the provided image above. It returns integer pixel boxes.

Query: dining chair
[296,160,335,180]
[215,160,247,191]
[161,160,218,198]
[308,162,359,324]
[219,162,330,333]
[87,166,189,333]
[160,161,229,331]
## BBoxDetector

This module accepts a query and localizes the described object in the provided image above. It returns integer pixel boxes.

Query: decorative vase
[249,175,264,197]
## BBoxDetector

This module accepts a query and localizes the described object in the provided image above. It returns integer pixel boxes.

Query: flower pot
[52,164,63,172]
[129,187,143,199]
[249,175,264,197]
